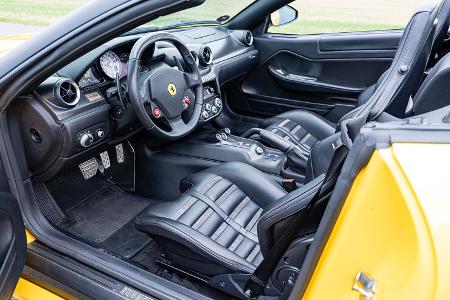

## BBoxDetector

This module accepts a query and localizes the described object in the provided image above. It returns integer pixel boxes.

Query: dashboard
[12,26,259,180]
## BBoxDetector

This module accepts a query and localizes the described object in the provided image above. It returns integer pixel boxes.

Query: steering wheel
[128,32,203,140]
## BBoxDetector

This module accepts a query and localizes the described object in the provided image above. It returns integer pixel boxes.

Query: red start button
[183,96,191,105]
[153,108,161,118]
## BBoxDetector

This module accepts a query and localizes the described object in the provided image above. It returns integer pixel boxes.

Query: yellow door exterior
[303,143,450,300]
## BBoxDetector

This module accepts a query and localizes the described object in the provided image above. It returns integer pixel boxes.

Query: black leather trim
[135,161,332,277]
[266,110,335,140]
[413,52,450,114]
[135,217,256,274]
[257,175,324,256]
[189,162,287,207]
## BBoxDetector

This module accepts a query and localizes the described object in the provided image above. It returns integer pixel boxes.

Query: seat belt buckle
[282,178,297,192]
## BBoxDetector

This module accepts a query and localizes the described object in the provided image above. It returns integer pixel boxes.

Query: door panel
[231,30,402,122]
[0,156,26,300]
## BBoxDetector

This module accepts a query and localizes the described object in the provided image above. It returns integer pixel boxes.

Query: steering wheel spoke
[140,79,152,105]
[184,72,202,89]
[167,116,188,135]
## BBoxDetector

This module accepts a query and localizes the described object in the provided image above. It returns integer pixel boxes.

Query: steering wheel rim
[128,32,203,140]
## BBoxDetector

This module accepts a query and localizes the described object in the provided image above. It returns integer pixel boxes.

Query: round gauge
[99,51,122,79]
[119,53,129,78]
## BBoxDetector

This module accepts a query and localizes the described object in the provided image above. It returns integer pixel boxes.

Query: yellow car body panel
[0,34,34,57]
[303,143,450,300]
[12,232,60,299]
[13,279,64,300]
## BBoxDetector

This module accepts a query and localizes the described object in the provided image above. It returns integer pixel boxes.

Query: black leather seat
[136,1,449,283]
[245,1,448,157]
[136,162,324,276]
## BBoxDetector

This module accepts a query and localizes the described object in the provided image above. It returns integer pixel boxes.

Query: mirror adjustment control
[80,133,94,148]
[214,98,222,107]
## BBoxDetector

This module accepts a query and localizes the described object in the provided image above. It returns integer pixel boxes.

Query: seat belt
[243,139,350,299]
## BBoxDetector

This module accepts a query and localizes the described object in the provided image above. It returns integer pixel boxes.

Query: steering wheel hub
[148,68,187,119]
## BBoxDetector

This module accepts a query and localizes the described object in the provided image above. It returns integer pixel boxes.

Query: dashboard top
[55,26,254,88]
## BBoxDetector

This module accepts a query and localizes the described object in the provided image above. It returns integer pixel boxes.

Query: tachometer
[119,53,129,78]
[99,51,122,79]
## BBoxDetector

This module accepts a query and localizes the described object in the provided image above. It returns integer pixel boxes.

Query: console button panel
[201,83,222,121]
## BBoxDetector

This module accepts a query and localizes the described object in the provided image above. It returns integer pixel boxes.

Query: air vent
[54,79,80,108]
[190,50,199,66]
[199,45,213,66]
[244,31,253,46]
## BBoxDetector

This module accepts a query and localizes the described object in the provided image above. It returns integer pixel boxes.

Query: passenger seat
[243,1,448,159]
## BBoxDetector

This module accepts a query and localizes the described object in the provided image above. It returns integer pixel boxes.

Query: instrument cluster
[79,48,132,89]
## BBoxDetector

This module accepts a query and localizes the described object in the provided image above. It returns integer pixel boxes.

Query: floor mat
[66,187,151,244]
[101,220,151,258]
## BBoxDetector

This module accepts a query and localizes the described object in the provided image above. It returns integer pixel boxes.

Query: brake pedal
[79,158,98,180]
[99,151,111,169]
[115,143,124,163]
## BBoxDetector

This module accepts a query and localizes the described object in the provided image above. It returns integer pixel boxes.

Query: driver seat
[135,162,324,276]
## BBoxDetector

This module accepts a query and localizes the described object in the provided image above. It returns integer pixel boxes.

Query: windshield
[150,0,256,27]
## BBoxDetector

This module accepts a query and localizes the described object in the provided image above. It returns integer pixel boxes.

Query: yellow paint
[303,143,450,300]
[25,230,35,244]
[168,82,177,96]
[13,232,63,299]
[13,278,64,300]
[0,33,34,57]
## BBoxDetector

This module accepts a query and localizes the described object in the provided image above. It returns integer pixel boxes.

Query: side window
[268,0,424,35]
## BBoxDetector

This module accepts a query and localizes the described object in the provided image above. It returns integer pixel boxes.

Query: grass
[0,0,426,35]
[0,0,87,26]
[270,0,424,34]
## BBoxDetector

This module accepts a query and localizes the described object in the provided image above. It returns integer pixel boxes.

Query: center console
[200,79,222,123]
[163,128,287,178]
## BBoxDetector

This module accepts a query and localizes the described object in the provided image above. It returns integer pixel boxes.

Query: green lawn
[0,0,424,35]
[0,0,87,26]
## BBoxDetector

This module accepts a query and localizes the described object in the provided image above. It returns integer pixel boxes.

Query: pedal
[79,158,98,180]
[99,151,111,169]
[115,143,124,163]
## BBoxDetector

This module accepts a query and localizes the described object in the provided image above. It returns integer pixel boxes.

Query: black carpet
[101,220,151,258]
[64,187,153,257]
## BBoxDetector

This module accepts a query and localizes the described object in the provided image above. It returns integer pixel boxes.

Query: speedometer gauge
[99,51,122,79]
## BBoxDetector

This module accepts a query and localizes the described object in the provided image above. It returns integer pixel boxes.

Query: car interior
[5,0,450,298]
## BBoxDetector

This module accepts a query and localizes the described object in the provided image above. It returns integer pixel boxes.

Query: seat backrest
[429,0,450,66]
[340,1,442,123]
[257,1,450,257]
[411,51,450,114]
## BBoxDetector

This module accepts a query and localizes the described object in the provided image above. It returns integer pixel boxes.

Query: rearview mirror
[270,5,298,27]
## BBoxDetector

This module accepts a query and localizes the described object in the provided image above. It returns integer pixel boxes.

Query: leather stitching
[137,218,255,273]
[190,191,259,243]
